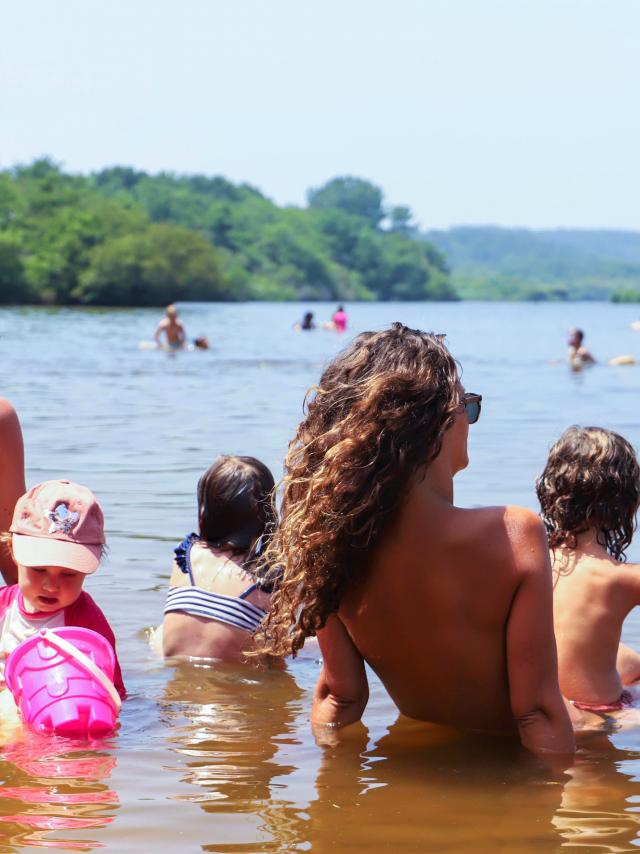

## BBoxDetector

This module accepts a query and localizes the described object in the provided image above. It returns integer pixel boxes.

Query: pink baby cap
[10,480,105,574]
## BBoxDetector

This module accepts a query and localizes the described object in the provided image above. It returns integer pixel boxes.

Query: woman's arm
[506,509,575,756]
[0,399,25,585]
[312,614,369,728]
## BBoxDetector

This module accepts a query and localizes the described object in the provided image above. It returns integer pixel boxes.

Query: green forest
[0,160,455,306]
[2,160,639,305]
[426,226,640,301]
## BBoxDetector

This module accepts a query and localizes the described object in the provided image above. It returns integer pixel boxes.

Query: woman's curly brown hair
[254,323,461,658]
[536,426,640,561]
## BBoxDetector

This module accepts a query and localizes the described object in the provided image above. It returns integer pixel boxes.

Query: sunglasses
[462,392,482,425]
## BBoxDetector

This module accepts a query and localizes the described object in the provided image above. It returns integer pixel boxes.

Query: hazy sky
[2,0,638,230]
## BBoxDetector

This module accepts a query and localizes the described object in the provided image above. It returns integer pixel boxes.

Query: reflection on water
[1,302,640,850]
[0,732,118,850]
[310,718,566,853]
[555,732,640,851]
[308,719,640,852]
[160,662,309,852]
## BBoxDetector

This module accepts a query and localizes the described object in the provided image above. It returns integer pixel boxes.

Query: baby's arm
[506,510,575,755]
[66,593,126,700]
[312,614,369,728]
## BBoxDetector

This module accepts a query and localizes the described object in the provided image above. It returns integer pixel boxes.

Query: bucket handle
[38,628,122,711]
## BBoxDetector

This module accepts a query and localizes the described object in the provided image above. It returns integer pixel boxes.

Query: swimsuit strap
[174,533,198,586]
[238,582,260,600]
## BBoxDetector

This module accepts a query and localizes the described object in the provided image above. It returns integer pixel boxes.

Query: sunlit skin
[552,531,640,705]
[162,542,272,662]
[17,563,85,613]
[313,390,575,756]
[0,399,26,585]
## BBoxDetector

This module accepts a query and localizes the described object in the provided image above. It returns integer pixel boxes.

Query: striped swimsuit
[164,534,267,633]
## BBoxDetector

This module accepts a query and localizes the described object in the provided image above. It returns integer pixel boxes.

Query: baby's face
[18,564,85,613]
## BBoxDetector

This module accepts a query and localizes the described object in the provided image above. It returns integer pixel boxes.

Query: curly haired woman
[537,426,640,715]
[257,323,574,756]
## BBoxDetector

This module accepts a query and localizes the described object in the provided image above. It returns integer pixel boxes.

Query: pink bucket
[5,627,121,737]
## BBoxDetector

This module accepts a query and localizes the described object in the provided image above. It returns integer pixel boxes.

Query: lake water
[1,300,640,852]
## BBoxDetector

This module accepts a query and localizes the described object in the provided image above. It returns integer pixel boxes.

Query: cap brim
[12,534,101,574]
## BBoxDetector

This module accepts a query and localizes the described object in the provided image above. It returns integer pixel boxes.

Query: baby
[0,480,125,699]
[536,426,640,713]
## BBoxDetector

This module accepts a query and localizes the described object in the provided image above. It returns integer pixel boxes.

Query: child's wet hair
[196,456,276,558]
[536,426,640,560]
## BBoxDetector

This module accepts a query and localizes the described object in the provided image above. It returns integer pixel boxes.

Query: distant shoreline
[2,296,639,309]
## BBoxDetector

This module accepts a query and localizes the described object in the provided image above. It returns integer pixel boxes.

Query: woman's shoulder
[459,504,544,542]
[459,505,548,575]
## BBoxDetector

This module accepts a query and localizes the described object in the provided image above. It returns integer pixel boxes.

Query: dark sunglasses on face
[462,392,482,425]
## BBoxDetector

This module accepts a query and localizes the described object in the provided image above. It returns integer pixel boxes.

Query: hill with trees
[0,161,456,306]
[425,226,640,301]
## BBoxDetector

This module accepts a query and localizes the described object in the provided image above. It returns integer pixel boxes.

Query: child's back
[538,427,640,710]
[552,540,640,706]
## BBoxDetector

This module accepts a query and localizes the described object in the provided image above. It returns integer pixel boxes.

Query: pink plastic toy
[5,627,121,737]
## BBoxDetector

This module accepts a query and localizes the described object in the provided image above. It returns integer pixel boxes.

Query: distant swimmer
[154,304,186,351]
[564,327,636,369]
[567,328,595,370]
[294,311,316,332]
[331,305,348,333]
[139,335,209,352]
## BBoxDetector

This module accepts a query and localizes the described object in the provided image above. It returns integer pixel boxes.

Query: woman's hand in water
[312,615,369,729]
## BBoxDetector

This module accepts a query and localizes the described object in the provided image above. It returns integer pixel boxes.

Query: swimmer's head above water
[537,426,640,561]
[568,328,584,348]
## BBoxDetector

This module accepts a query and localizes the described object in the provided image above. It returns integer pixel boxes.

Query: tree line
[0,160,457,306]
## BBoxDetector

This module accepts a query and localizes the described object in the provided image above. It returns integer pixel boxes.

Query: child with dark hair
[537,426,640,714]
[162,456,279,662]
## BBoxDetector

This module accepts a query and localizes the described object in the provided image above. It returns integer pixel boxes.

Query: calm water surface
[0,301,640,852]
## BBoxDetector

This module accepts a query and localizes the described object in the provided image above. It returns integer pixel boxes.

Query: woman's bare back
[340,484,552,734]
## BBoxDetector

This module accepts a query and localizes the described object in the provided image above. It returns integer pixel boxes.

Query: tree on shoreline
[0,161,458,306]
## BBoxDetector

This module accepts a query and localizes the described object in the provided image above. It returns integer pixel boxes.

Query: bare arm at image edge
[312,614,369,728]
[506,511,575,755]
[0,400,26,585]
